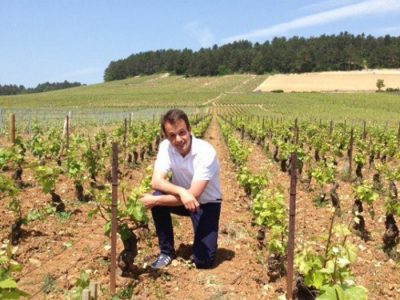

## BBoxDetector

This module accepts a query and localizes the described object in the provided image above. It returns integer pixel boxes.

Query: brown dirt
[122,116,270,299]
[2,116,400,299]
[240,132,400,299]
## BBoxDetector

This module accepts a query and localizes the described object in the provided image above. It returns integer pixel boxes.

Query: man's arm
[151,169,184,197]
[148,169,209,212]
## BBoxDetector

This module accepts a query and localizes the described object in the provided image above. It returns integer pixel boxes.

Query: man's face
[164,119,191,156]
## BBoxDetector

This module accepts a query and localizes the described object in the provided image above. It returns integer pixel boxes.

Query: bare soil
[240,131,400,299]
[1,115,400,299]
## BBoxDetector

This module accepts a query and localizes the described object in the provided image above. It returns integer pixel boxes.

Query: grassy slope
[219,92,400,123]
[1,73,399,123]
[0,74,266,108]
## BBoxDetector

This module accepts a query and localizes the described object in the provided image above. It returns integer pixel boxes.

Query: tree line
[0,81,84,96]
[104,32,400,81]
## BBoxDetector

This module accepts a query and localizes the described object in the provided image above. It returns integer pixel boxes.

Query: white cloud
[222,0,400,43]
[184,21,216,48]
[299,0,360,13]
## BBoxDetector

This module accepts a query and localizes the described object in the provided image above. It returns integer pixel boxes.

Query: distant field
[217,92,400,124]
[1,73,400,126]
[0,74,266,109]
[255,69,400,92]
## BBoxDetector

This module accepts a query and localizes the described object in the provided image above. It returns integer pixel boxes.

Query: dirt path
[202,93,225,106]
[129,115,270,299]
[202,75,258,106]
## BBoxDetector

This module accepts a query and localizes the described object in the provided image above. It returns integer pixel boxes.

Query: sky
[1,0,400,87]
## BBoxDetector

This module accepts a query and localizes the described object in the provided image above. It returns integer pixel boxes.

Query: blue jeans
[151,201,221,269]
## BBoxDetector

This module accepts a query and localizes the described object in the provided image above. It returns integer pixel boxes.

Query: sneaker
[191,255,214,269]
[150,253,174,269]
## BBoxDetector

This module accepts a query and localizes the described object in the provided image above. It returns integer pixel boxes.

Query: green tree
[376,79,385,91]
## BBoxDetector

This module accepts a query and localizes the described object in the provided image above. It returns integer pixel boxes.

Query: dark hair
[161,109,191,134]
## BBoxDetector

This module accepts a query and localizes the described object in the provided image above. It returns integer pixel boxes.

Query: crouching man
[140,109,222,269]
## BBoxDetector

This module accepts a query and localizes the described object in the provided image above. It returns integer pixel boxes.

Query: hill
[0,74,265,109]
[1,73,400,124]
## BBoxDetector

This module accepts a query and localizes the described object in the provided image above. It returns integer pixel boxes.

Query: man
[140,109,222,269]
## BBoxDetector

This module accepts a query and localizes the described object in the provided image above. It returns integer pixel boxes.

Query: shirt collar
[190,135,200,155]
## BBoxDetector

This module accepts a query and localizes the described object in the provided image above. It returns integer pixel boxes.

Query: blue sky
[1,0,400,87]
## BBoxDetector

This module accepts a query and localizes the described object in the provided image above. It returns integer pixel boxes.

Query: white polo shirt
[154,135,222,204]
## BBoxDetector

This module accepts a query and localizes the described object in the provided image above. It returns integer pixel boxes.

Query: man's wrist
[177,187,186,197]
[152,195,158,206]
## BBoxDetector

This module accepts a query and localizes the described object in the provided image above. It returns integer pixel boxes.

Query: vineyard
[1,75,400,299]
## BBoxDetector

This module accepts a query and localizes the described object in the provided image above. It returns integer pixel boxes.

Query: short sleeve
[192,148,219,181]
[154,140,171,173]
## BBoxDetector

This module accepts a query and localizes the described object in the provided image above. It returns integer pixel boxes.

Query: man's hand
[179,188,200,212]
[140,193,157,209]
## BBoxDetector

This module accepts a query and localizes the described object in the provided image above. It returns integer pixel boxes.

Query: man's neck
[180,136,192,158]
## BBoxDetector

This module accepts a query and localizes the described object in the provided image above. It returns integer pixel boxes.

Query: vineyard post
[82,289,90,300]
[65,115,70,153]
[270,117,274,139]
[397,122,400,145]
[287,120,298,300]
[28,110,32,134]
[89,282,99,299]
[329,120,333,138]
[68,111,72,131]
[348,128,354,181]
[62,115,67,136]
[0,109,3,135]
[362,120,367,140]
[241,124,244,140]
[110,143,118,295]
[10,113,15,144]
[123,118,128,164]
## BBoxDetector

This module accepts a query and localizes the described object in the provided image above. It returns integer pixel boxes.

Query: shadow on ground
[176,243,235,268]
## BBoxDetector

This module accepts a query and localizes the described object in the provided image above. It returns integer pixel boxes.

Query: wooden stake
[348,128,354,181]
[397,122,400,145]
[10,113,15,144]
[287,151,298,300]
[66,115,70,154]
[123,118,128,163]
[82,289,90,300]
[110,143,118,295]
[363,120,367,140]
[68,111,72,131]
[89,282,99,300]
